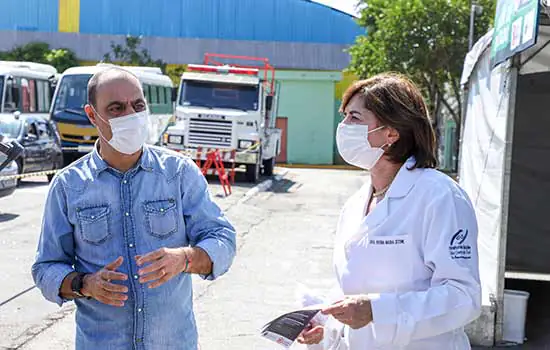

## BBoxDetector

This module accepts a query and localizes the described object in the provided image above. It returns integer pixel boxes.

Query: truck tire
[262,157,275,176]
[245,164,260,183]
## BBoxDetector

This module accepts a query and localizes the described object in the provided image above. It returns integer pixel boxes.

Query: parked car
[0,156,17,198]
[0,114,63,183]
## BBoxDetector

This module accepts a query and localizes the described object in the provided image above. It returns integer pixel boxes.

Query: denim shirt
[32,145,237,350]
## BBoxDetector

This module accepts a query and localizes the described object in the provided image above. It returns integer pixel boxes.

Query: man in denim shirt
[32,67,237,349]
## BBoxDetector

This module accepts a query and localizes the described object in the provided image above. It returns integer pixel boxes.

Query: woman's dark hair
[340,72,437,169]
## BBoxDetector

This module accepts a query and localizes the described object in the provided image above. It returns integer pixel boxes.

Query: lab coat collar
[386,157,422,199]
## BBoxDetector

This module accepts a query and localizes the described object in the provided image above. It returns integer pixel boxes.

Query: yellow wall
[334,70,358,100]
[58,0,80,33]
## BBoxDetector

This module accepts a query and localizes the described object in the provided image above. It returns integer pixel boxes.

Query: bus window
[159,85,166,105]
[166,87,174,113]
[4,78,20,113]
[143,84,151,105]
[19,78,38,113]
[28,79,37,112]
[52,74,90,114]
[150,86,159,104]
[36,80,51,112]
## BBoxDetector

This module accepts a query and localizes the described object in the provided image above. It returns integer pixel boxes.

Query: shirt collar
[386,157,423,198]
[89,142,154,176]
[89,141,109,175]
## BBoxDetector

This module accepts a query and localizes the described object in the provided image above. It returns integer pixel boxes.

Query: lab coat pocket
[365,234,412,291]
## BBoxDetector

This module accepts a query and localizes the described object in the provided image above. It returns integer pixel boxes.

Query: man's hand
[321,295,373,329]
[297,324,324,345]
[81,256,128,307]
[136,247,212,289]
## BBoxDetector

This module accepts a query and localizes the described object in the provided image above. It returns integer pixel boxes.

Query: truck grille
[187,118,233,148]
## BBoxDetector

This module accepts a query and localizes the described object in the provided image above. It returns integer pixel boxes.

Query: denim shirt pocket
[76,205,111,245]
[143,198,178,239]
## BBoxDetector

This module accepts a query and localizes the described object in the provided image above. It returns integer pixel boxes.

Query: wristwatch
[71,272,88,298]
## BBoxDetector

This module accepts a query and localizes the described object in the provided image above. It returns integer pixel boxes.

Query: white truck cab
[163,55,281,182]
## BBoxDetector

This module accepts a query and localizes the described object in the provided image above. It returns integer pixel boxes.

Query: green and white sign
[490,0,540,68]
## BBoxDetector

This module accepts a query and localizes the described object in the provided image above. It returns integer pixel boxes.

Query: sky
[312,0,360,17]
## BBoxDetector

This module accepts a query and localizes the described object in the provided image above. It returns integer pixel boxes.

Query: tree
[348,0,495,125]
[102,36,167,73]
[0,42,79,73]
[45,48,79,73]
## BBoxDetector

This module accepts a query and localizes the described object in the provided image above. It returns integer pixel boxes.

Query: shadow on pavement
[0,213,19,223]
[17,179,49,188]
[268,177,298,194]
[204,171,270,190]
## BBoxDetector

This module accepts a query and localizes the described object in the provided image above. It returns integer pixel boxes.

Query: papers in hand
[260,305,324,348]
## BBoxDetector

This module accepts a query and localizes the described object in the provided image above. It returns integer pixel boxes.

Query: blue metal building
[0,0,363,70]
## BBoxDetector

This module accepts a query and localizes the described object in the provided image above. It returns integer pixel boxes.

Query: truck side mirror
[172,88,178,103]
[265,95,273,111]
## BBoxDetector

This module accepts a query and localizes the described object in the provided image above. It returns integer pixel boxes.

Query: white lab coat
[320,158,481,349]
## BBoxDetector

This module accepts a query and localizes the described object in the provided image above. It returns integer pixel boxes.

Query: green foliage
[45,48,79,73]
[348,0,495,122]
[0,42,79,73]
[103,36,167,73]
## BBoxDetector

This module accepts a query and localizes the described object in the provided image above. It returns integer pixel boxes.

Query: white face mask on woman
[93,107,150,155]
[336,123,387,170]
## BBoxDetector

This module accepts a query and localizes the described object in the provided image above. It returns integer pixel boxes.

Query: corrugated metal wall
[0,0,58,32]
[0,0,362,44]
[77,0,361,44]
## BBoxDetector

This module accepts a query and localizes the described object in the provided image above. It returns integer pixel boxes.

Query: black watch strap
[71,272,88,298]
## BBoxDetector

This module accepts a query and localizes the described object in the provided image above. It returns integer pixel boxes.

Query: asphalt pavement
[2,168,550,350]
[0,168,364,349]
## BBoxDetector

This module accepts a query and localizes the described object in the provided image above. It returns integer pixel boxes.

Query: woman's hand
[297,324,324,345]
[321,295,373,329]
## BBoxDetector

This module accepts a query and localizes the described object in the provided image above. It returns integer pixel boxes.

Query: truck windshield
[180,80,259,111]
[0,118,22,139]
[52,74,92,116]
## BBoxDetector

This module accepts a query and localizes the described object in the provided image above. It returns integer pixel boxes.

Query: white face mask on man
[336,123,387,170]
[92,107,150,155]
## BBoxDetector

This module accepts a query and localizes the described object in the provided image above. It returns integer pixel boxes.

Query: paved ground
[2,168,549,349]
[0,168,364,349]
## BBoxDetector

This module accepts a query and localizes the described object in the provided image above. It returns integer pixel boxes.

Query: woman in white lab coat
[298,73,481,349]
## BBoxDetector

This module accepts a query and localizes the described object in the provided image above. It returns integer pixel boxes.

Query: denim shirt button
[133,275,138,280]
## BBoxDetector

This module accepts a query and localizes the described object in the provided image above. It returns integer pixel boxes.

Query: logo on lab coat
[449,229,471,260]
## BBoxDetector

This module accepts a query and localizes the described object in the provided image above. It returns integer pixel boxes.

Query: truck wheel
[262,157,275,176]
[245,164,260,183]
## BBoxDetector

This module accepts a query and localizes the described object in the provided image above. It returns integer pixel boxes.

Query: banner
[490,0,540,68]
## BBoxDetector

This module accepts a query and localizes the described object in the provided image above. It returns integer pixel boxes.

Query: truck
[162,54,282,183]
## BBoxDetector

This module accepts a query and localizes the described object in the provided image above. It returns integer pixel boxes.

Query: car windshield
[0,118,22,138]
[180,80,259,111]
[53,74,92,114]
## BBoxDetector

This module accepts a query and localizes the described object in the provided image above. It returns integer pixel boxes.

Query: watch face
[71,273,85,297]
